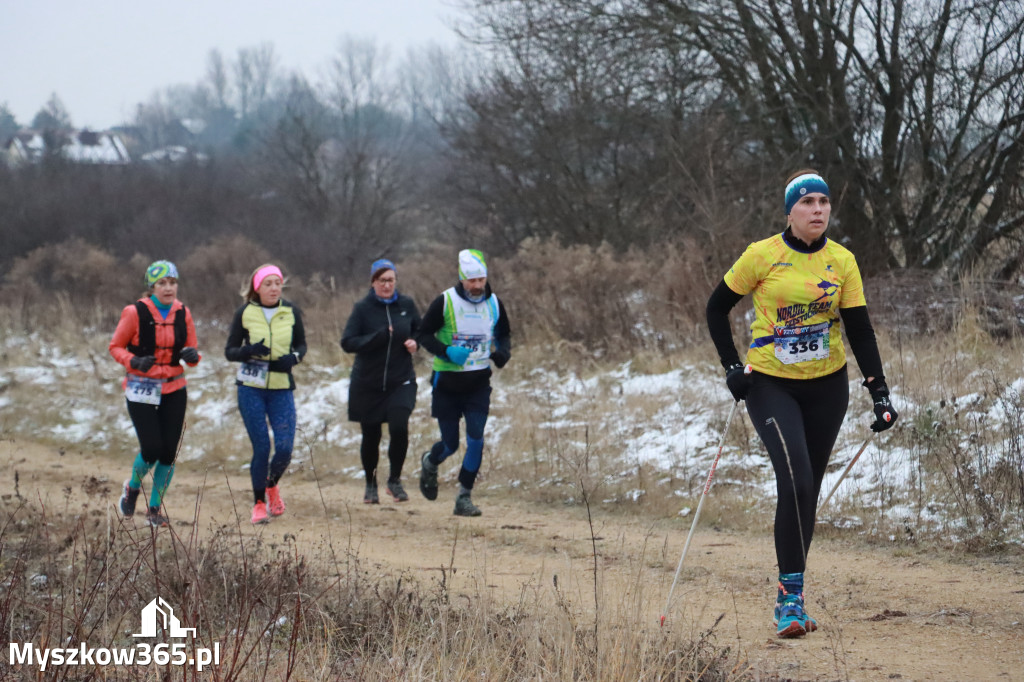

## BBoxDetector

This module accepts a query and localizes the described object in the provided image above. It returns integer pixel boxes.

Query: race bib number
[237,360,269,387]
[774,321,830,365]
[126,375,162,405]
[451,332,491,368]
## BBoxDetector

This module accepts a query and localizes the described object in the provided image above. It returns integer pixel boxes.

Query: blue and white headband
[784,173,829,215]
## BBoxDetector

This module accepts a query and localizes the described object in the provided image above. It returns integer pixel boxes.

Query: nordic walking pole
[819,404,891,511]
[818,436,869,511]
[660,389,743,627]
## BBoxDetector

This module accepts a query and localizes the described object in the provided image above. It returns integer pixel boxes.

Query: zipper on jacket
[382,304,393,391]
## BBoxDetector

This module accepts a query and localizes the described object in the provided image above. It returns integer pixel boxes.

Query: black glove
[269,353,300,372]
[865,379,898,432]
[238,340,271,361]
[130,355,156,372]
[179,347,199,364]
[491,349,510,369]
[725,363,752,402]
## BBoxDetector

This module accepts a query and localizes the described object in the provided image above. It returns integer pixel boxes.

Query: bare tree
[644,0,1024,273]
[254,41,429,276]
[442,0,752,253]
[451,0,1024,274]
[206,49,232,111]
[235,43,278,119]
[31,93,73,131]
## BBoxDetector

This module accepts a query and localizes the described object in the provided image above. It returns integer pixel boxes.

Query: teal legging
[130,454,174,509]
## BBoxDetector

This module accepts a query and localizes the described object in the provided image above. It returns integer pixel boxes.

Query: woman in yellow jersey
[705,170,898,638]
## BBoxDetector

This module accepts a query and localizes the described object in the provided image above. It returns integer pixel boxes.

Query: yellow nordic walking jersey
[723,232,866,379]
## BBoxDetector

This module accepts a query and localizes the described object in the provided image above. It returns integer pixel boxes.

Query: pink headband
[253,265,283,291]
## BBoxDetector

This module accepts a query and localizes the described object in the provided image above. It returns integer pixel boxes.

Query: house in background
[3,129,131,166]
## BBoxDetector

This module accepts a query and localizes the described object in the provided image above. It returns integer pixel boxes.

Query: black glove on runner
[269,353,299,372]
[179,347,199,364]
[491,349,510,368]
[865,379,898,432]
[130,355,156,372]
[239,340,271,361]
[725,363,752,402]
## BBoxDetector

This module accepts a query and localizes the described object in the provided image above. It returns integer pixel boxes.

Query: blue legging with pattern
[237,385,295,502]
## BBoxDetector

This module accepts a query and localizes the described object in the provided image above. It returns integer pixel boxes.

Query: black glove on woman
[725,363,752,402]
[238,340,271,361]
[268,353,300,372]
[130,355,156,372]
[865,379,898,432]
[179,347,199,364]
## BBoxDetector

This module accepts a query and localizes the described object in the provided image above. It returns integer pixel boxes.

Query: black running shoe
[119,480,140,517]
[453,493,481,517]
[419,452,438,501]
[386,479,409,502]
[145,506,169,528]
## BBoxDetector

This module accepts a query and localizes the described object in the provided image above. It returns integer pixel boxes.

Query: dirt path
[4,438,1022,681]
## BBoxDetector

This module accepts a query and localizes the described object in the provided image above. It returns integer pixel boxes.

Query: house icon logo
[132,597,196,638]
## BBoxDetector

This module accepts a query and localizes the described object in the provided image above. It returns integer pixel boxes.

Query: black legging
[126,388,188,466]
[744,368,848,574]
[359,406,411,483]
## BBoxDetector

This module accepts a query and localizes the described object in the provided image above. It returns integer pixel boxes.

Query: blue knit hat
[145,260,178,286]
[785,173,830,214]
[370,258,395,281]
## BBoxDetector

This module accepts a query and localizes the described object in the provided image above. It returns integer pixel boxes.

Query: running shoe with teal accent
[775,595,808,638]
[364,482,380,504]
[774,584,818,632]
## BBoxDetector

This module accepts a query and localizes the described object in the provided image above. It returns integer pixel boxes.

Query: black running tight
[359,406,411,483]
[126,388,187,466]
[744,368,848,574]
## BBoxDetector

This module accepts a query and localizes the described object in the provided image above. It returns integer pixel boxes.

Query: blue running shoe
[775,595,807,638]
[774,583,818,632]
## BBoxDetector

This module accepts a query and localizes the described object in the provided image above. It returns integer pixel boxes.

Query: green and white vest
[432,287,500,373]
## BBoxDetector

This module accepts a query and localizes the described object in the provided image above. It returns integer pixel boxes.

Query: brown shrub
[177,233,274,319]
[492,237,714,353]
[0,238,134,330]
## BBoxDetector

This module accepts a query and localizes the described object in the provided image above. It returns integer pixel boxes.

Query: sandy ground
[3,438,1022,681]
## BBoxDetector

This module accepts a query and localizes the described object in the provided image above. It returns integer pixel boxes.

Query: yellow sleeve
[723,243,765,296]
[838,253,867,308]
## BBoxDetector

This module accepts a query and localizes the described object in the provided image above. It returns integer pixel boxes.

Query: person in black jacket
[416,249,511,517]
[341,259,422,504]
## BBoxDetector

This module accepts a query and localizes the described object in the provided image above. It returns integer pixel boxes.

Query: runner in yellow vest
[417,249,512,516]
[706,170,898,638]
[224,264,307,525]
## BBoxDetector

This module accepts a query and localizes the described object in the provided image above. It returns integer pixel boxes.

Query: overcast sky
[0,0,466,130]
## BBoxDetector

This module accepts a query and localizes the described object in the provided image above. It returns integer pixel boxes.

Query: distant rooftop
[4,129,131,165]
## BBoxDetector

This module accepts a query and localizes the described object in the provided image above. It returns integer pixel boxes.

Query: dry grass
[2,241,1024,677]
[0,480,745,681]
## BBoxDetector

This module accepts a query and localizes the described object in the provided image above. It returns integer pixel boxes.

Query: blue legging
[429,410,488,489]
[237,385,295,502]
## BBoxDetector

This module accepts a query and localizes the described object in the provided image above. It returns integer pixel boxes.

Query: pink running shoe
[266,486,286,516]
[251,501,270,525]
